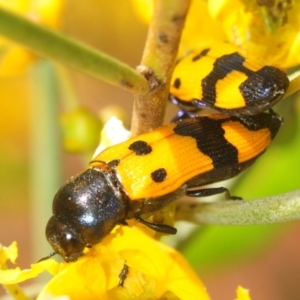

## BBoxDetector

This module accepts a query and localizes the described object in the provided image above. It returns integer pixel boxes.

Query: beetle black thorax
[46,166,129,261]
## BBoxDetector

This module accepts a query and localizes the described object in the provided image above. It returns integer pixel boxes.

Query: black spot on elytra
[129,140,152,155]
[151,168,167,183]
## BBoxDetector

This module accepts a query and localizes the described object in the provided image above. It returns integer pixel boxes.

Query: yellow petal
[35,225,210,300]
[0,259,61,285]
[0,241,18,265]
[130,0,152,24]
[32,0,64,28]
[179,0,226,56]
[0,45,35,77]
[235,286,251,300]
[108,225,210,299]
[0,241,63,286]
[0,0,63,77]
[208,0,300,68]
[0,0,29,13]
[1,230,210,299]
[131,0,226,56]
[93,116,131,158]
[60,106,103,154]
[37,257,108,300]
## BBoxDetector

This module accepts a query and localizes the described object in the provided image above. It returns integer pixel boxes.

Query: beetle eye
[46,216,86,262]
[59,232,85,262]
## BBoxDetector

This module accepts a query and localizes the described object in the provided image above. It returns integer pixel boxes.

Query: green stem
[176,189,300,225]
[131,0,191,136]
[0,8,148,94]
[29,61,61,262]
[54,64,81,111]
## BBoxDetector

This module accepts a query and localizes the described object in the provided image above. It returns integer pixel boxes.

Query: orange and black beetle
[46,111,281,262]
[170,42,289,117]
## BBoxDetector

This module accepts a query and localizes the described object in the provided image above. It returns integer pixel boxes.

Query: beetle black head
[46,167,128,262]
[46,216,85,262]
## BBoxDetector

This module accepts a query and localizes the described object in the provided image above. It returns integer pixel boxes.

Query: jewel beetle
[46,111,282,262]
[170,42,289,117]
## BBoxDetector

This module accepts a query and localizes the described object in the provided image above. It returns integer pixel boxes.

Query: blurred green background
[0,1,300,299]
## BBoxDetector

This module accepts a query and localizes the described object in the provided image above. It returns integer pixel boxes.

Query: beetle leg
[170,96,201,121]
[186,187,242,200]
[135,216,177,234]
[172,109,197,121]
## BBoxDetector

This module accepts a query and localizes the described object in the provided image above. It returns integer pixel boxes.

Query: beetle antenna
[38,252,57,262]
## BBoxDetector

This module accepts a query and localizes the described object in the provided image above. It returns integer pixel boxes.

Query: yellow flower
[131,0,226,56]
[60,106,103,154]
[0,0,64,77]
[0,242,61,284]
[132,0,300,68]
[208,0,300,68]
[131,0,152,24]
[235,286,251,300]
[93,115,131,158]
[1,226,211,300]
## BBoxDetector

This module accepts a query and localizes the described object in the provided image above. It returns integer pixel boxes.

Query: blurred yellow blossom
[0,241,18,266]
[131,0,152,24]
[0,0,64,77]
[60,106,103,154]
[93,116,131,158]
[208,0,300,67]
[0,0,27,14]
[131,0,226,55]
[235,286,251,300]
[132,0,300,68]
[0,242,61,284]
[1,226,211,300]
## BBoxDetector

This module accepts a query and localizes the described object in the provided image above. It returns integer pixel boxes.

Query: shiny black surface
[46,167,127,261]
